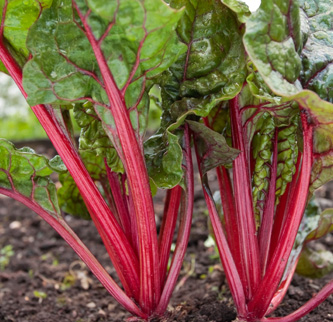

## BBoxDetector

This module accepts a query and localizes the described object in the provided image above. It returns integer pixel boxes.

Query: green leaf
[73,103,123,173]
[243,0,333,109]
[220,0,252,23]
[296,247,333,279]
[299,0,333,103]
[275,116,299,199]
[310,122,333,194]
[0,0,52,68]
[285,201,333,280]
[0,138,61,218]
[187,120,239,175]
[144,130,183,189]
[159,0,247,117]
[58,172,90,219]
[57,150,109,219]
[23,0,186,142]
[243,0,303,97]
[147,0,247,187]
[251,113,275,215]
[303,208,333,242]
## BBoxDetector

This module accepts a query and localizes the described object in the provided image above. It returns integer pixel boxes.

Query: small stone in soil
[87,301,96,308]
[9,221,21,229]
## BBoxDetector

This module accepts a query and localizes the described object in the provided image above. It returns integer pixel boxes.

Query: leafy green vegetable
[187,120,239,175]
[0,139,63,217]
[296,247,333,278]
[285,201,333,280]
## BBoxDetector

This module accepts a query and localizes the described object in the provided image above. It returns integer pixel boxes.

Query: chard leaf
[187,120,239,175]
[73,103,123,173]
[0,138,62,218]
[296,208,333,278]
[58,172,90,219]
[303,207,333,242]
[242,0,333,199]
[243,0,303,97]
[296,247,333,279]
[159,0,247,119]
[275,116,299,199]
[299,0,333,103]
[144,130,183,189]
[239,83,299,207]
[57,150,109,219]
[23,0,186,145]
[251,114,275,215]
[148,0,246,187]
[243,0,333,110]
[285,201,333,280]
[0,0,52,70]
[310,124,333,193]
[220,0,251,23]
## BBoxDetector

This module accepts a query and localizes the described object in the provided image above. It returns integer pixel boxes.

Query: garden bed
[0,141,332,322]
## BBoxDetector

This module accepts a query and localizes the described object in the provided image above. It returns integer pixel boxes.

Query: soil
[0,140,332,322]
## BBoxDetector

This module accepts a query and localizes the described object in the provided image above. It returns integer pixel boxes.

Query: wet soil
[0,141,332,322]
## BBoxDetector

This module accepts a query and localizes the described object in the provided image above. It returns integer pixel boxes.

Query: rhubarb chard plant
[0,0,332,321]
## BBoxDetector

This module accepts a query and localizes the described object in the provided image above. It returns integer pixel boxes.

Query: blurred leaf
[285,200,333,280]
[296,247,333,279]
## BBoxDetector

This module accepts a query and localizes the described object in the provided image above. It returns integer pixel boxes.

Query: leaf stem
[158,185,182,286]
[259,129,278,275]
[247,112,313,318]
[155,124,194,316]
[72,2,160,312]
[230,96,260,300]
[194,141,247,318]
[0,37,141,302]
[264,280,333,322]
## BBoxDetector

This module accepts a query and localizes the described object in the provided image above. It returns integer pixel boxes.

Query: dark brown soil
[0,141,332,322]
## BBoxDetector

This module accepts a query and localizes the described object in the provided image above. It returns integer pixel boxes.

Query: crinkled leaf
[296,247,333,279]
[243,0,303,97]
[246,61,283,104]
[299,0,333,103]
[0,0,52,69]
[251,114,275,216]
[148,0,246,186]
[220,0,251,23]
[275,116,299,199]
[239,83,299,206]
[243,0,333,112]
[157,0,247,127]
[0,138,61,219]
[73,103,123,173]
[23,0,186,145]
[187,120,239,175]
[144,130,183,189]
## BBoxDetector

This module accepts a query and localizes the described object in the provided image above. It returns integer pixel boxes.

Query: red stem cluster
[0,0,194,318]
[200,97,333,321]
